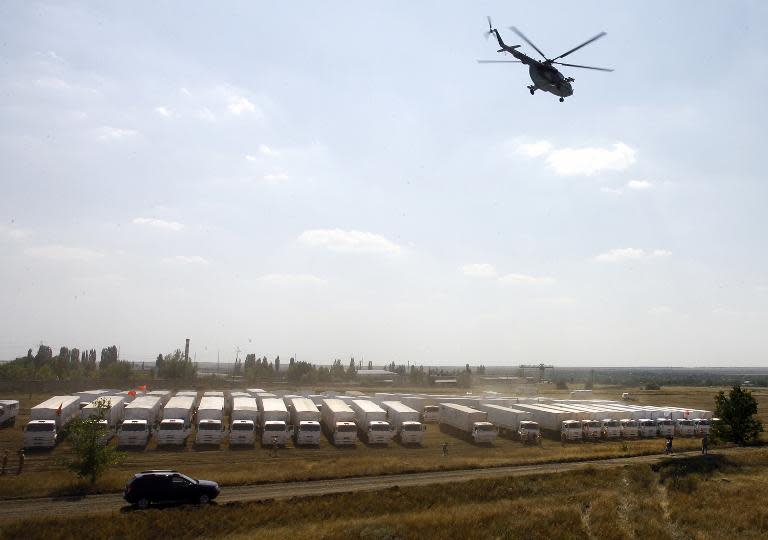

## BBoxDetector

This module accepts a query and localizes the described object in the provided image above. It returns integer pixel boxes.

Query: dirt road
[0,448,743,521]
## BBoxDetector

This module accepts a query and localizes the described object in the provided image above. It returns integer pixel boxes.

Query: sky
[1,1,767,367]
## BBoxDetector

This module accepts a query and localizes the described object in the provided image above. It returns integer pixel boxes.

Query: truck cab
[195,420,227,445]
[156,419,191,446]
[364,420,393,445]
[620,419,639,438]
[581,420,603,440]
[230,420,256,445]
[261,420,289,446]
[332,421,358,446]
[471,421,498,444]
[398,421,426,445]
[294,421,321,446]
[518,420,541,444]
[95,419,116,445]
[0,400,19,426]
[23,420,58,448]
[693,418,711,436]
[638,419,657,438]
[601,419,621,439]
[655,418,674,437]
[561,420,583,441]
[422,405,439,423]
[674,418,695,437]
[118,419,151,447]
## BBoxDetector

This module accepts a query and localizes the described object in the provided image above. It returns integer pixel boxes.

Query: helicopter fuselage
[529,63,572,97]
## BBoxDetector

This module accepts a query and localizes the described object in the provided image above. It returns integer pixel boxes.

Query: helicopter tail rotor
[484,16,494,39]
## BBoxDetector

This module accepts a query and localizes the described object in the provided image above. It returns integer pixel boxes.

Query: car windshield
[121,424,146,432]
[27,423,54,432]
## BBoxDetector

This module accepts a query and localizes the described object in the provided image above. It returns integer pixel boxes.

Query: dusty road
[0,448,743,521]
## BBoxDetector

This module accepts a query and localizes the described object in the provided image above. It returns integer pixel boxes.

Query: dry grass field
[0,386,735,499]
[2,448,767,540]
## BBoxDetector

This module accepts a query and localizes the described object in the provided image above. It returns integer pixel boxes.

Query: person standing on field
[1,450,8,475]
[271,435,278,457]
[16,448,24,475]
[701,434,709,455]
[441,442,448,456]
[664,436,673,455]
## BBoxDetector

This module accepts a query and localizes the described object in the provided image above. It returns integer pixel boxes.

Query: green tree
[66,398,125,484]
[712,385,763,445]
[347,357,357,379]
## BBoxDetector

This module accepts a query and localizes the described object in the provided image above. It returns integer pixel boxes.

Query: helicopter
[478,17,613,102]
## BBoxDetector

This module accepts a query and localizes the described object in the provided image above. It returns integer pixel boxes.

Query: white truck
[260,397,290,447]
[674,418,695,437]
[289,397,322,446]
[321,399,358,446]
[230,397,259,446]
[479,404,530,440]
[620,419,640,438]
[655,418,675,437]
[195,396,227,445]
[156,396,196,445]
[81,396,126,444]
[693,418,711,436]
[581,420,603,440]
[381,401,426,445]
[118,395,163,446]
[176,390,199,406]
[147,390,173,405]
[0,400,20,426]
[518,420,541,444]
[638,419,657,437]
[438,403,497,444]
[560,420,583,442]
[24,395,81,448]
[74,389,112,409]
[601,419,621,439]
[351,400,392,445]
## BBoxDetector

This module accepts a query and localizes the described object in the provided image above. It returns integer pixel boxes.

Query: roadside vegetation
[2,449,767,540]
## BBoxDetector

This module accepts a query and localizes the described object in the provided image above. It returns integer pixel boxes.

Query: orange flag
[56,403,62,416]
[128,390,136,397]
[137,385,147,392]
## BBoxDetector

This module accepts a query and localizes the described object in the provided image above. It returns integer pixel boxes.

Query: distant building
[355,369,396,384]
[434,379,458,387]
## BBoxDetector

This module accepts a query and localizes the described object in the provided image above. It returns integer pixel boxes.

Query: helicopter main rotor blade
[509,26,547,59]
[477,60,522,63]
[552,61,613,72]
[484,15,493,39]
[551,32,606,61]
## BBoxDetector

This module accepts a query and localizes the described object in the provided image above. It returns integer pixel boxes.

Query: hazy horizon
[2,2,767,367]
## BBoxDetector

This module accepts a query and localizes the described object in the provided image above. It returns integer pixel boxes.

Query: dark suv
[124,470,220,509]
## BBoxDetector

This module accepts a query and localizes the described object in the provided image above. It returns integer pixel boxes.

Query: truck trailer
[157,395,196,445]
[438,403,497,444]
[321,399,358,446]
[0,400,20,427]
[478,404,531,440]
[288,397,322,446]
[81,395,126,444]
[24,395,81,448]
[381,401,426,445]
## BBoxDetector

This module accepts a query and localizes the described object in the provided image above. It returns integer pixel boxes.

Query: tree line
[0,344,132,381]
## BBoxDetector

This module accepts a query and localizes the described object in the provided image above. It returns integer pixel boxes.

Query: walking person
[701,434,709,455]
[441,442,448,456]
[1,450,8,475]
[271,435,278,458]
[664,436,673,455]
[16,448,25,475]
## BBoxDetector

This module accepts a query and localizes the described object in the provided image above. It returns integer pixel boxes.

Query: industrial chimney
[184,338,190,362]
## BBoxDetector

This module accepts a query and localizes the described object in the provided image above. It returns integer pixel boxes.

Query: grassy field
[0,385,762,499]
[2,448,767,539]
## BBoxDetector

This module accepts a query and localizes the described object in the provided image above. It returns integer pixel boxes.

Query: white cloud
[132,217,184,232]
[0,224,32,242]
[197,107,216,122]
[594,248,672,263]
[259,144,279,156]
[97,126,137,141]
[24,245,103,261]
[263,172,290,184]
[515,140,552,158]
[600,186,623,195]
[245,155,257,162]
[154,106,172,117]
[546,143,636,176]
[460,263,498,278]
[161,255,208,265]
[498,273,556,285]
[256,273,327,286]
[298,229,402,254]
[627,180,652,190]
[228,96,256,115]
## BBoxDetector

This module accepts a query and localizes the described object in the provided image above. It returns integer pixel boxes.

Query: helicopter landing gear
[528,85,535,95]
[559,97,564,102]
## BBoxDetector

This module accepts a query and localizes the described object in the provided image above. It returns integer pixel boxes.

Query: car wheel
[198,494,210,505]
[136,498,150,510]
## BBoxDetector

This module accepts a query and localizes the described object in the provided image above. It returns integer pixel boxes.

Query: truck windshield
[160,423,183,430]
[584,422,601,428]
[27,423,54,432]
[623,422,638,428]
[476,424,495,432]
[199,423,221,430]
[678,420,693,426]
[300,424,320,431]
[402,424,422,431]
[232,423,254,431]
[121,424,146,432]
[263,424,285,432]
[697,420,710,426]
[604,422,619,427]
[338,425,357,432]
[424,406,439,413]
[370,424,390,431]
